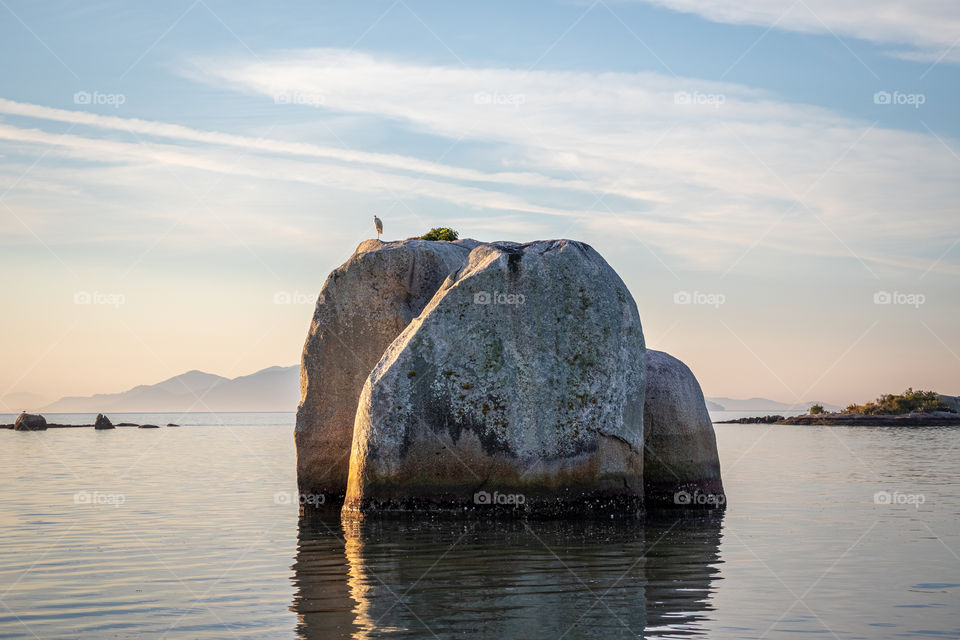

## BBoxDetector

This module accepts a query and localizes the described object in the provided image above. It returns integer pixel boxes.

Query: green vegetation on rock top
[843,388,954,415]
[420,227,459,241]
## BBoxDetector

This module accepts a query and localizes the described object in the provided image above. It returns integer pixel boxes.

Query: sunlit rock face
[643,350,725,508]
[343,240,647,517]
[295,239,474,507]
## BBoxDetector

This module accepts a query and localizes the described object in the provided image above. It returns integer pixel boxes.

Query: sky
[0,0,958,408]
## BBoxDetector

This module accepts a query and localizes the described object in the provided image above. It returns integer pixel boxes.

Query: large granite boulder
[94,413,114,429]
[343,240,646,517]
[643,350,724,507]
[13,412,47,431]
[296,239,473,506]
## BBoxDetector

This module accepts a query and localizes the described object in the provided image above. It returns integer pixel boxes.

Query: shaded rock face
[14,413,47,431]
[296,239,473,506]
[344,240,646,516]
[643,350,724,507]
[94,414,114,429]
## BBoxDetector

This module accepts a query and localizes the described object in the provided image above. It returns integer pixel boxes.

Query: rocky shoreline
[714,415,784,424]
[2,423,171,429]
[2,412,178,430]
[715,411,960,426]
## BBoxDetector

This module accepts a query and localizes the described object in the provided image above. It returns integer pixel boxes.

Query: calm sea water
[1,412,958,639]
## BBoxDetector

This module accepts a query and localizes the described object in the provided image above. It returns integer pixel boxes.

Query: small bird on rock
[373,215,383,240]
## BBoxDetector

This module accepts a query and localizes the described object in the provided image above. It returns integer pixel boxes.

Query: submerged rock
[138,424,160,429]
[344,240,646,517]
[643,350,724,507]
[94,414,114,429]
[296,239,474,506]
[13,412,47,431]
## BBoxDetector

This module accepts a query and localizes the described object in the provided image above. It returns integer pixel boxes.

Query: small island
[716,389,960,426]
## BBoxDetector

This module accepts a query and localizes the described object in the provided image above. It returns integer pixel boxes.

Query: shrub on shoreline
[843,388,953,415]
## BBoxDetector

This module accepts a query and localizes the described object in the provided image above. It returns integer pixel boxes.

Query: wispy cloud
[611,0,960,64]
[0,98,658,202]
[184,48,959,272]
[2,47,958,274]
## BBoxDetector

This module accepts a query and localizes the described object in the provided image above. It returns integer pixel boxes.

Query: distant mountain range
[706,397,841,412]
[6,364,835,415]
[40,366,300,413]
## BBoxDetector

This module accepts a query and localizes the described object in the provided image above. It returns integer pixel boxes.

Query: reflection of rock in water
[292,513,724,639]
[644,513,724,637]
[291,516,359,640]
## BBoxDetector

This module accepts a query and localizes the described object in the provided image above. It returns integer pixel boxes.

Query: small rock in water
[13,413,47,431]
[138,424,160,429]
[94,414,114,430]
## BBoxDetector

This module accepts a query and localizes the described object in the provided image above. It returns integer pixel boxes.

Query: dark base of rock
[297,491,346,515]
[341,493,646,520]
[644,480,726,509]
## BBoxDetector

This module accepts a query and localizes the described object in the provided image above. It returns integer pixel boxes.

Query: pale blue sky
[1,0,958,406]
